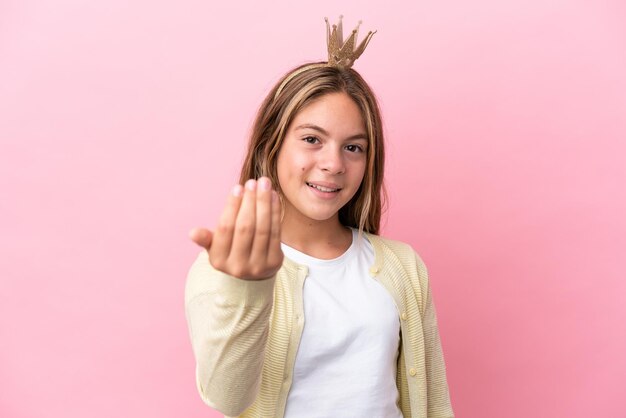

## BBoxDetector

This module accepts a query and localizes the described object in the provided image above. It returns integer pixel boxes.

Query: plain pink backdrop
[1,0,625,417]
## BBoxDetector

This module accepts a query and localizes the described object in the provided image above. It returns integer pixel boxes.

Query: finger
[249,177,273,266]
[266,190,284,269]
[229,179,257,259]
[210,184,244,263]
[189,227,213,250]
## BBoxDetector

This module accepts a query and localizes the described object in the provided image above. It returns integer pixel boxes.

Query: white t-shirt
[282,228,403,418]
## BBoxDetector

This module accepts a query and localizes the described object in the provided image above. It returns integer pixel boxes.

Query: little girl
[185,17,454,418]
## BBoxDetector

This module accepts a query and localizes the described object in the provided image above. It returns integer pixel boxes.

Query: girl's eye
[303,136,319,144]
[345,144,364,153]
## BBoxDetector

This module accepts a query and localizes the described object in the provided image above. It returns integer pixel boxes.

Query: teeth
[307,182,339,192]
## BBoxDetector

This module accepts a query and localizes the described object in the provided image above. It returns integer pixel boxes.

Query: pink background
[1,0,625,417]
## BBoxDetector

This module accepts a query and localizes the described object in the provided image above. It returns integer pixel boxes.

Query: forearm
[185,251,275,416]
[414,253,455,417]
[422,286,454,417]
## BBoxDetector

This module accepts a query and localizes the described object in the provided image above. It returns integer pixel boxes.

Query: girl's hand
[188,177,284,280]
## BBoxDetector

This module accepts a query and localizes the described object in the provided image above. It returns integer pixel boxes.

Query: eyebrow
[295,124,368,141]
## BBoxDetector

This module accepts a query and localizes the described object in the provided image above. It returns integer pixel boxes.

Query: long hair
[239,62,387,234]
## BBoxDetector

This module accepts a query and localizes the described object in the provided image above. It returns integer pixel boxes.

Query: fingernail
[245,179,256,191]
[258,177,271,191]
[232,184,243,196]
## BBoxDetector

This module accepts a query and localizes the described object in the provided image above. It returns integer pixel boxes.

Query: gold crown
[325,15,376,68]
[274,16,376,99]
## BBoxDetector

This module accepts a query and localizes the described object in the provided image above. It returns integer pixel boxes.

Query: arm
[185,177,283,416]
[185,250,275,416]
[414,252,455,418]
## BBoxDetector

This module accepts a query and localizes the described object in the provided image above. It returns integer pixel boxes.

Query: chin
[291,202,342,222]
[302,210,339,222]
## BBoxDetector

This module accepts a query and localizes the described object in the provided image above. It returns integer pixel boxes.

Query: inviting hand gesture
[189,177,284,280]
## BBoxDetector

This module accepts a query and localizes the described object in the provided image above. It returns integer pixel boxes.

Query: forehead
[291,92,366,130]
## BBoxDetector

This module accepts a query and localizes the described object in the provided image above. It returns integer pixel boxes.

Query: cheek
[276,155,288,187]
[352,160,367,183]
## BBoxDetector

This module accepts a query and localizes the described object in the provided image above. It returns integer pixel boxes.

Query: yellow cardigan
[185,233,454,418]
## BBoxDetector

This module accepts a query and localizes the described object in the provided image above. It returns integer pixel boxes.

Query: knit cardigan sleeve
[414,251,455,418]
[184,250,275,417]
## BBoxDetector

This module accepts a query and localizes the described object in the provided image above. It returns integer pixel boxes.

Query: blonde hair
[239,62,387,234]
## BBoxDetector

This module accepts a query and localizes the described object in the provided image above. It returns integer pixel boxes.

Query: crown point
[324,15,375,69]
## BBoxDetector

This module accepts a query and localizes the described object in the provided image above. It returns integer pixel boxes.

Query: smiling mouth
[306,182,341,193]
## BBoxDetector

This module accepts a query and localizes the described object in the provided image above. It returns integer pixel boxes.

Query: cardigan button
[369,266,379,275]
[409,368,417,377]
[401,312,408,321]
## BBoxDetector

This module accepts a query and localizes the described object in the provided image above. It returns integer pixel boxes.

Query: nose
[318,145,345,174]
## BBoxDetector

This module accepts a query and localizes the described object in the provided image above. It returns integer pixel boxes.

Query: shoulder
[365,233,430,308]
[365,233,427,270]
[368,234,414,255]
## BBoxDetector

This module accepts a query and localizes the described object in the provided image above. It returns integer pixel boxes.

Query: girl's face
[276,92,368,226]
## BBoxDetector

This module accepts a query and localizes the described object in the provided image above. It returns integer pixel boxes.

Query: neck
[280,211,353,260]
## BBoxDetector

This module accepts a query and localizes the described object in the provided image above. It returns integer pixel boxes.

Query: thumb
[188,227,213,251]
